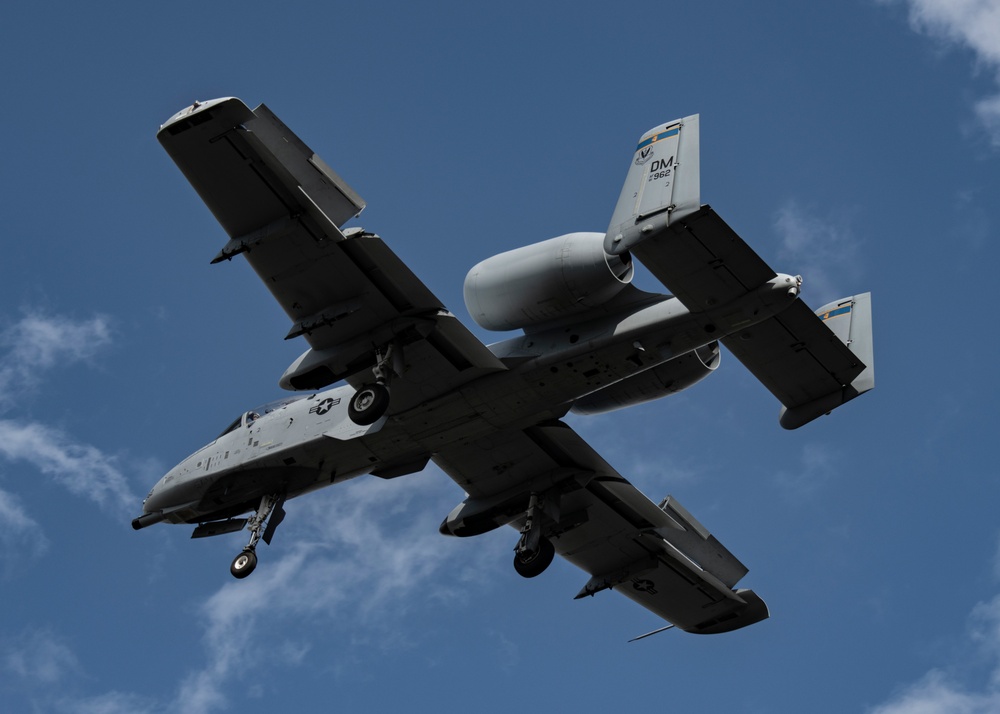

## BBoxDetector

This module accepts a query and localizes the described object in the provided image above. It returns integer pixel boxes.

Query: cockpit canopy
[216,395,309,438]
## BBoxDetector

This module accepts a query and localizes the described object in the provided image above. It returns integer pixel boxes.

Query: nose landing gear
[230,549,258,578]
[229,493,285,579]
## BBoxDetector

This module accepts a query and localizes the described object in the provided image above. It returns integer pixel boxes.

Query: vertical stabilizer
[778,292,875,429]
[605,115,700,256]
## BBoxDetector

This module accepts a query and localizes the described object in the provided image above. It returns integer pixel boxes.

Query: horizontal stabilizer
[778,292,874,429]
[605,115,701,256]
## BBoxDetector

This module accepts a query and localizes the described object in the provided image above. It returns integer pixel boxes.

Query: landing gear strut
[347,344,398,425]
[513,492,556,578]
[230,493,285,579]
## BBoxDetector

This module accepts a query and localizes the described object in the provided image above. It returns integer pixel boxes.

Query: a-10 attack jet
[135,98,874,636]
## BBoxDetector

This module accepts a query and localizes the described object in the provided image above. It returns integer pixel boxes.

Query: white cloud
[871,671,1000,714]
[897,0,1000,64]
[869,595,1000,713]
[0,475,469,714]
[0,420,134,514]
[0,487,48,565]
[56,691,158,714]
[773,201,861,306]
[0,312,112,405]
[1,631,157,714]
[171,474,472,714]
[883,0,1000,147]
[773,442,840,500]
[1,628,80,686]
[0,313,131,515]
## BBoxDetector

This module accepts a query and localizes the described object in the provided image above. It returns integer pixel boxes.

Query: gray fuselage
[142,274,799,525]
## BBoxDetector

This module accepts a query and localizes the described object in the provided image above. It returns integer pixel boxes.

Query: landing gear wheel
[230,549,258,579]
[348,383,390,425]
[513,537,555,579]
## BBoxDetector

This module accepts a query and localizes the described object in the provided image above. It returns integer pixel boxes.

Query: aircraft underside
[135,97,874,635]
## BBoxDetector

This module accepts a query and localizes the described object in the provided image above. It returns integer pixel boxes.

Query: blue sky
[1,1,999,712]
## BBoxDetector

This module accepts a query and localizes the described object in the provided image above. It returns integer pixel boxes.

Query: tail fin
[605,115,701,256]
[778,292,875,429]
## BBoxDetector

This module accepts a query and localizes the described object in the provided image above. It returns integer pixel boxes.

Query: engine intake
[464,232,633,331]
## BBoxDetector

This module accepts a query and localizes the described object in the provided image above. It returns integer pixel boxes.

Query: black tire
[230,549,257,579]
[513,537,555,579]
[348,383,390,425]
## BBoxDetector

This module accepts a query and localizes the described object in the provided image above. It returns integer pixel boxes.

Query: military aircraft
[134,98,874,636]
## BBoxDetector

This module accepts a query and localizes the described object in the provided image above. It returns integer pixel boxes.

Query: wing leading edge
[434,422,768,634]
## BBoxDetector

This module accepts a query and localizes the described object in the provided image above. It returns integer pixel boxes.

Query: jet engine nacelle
[571,342,721,415]
[464,232,634,332]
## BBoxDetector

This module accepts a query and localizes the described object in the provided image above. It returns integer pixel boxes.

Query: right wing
[433,421,768,635]
[157,98,505,411]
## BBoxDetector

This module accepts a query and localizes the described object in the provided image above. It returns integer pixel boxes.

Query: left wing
[157,98,504,410]
[433,421,768,635]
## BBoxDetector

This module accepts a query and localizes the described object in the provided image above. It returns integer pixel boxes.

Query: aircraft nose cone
[142,481,167,512]
[142,467,181,513]
[133,476,172,530]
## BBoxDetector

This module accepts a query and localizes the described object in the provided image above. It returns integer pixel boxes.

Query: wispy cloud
[0,312,134,515]
[0,420,134,515]
[1,628,81,687]
[871,671,1000,714]
[773,201,862,306]
[0,487,48,568]
[0,312,112,406]
[1,629,158,714]
[171,474,471,714]
[882,0,1000,147]
[869,581,1000,712]
[0,473,473,714]
[56,691,158,714]
[773,442,841,501]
